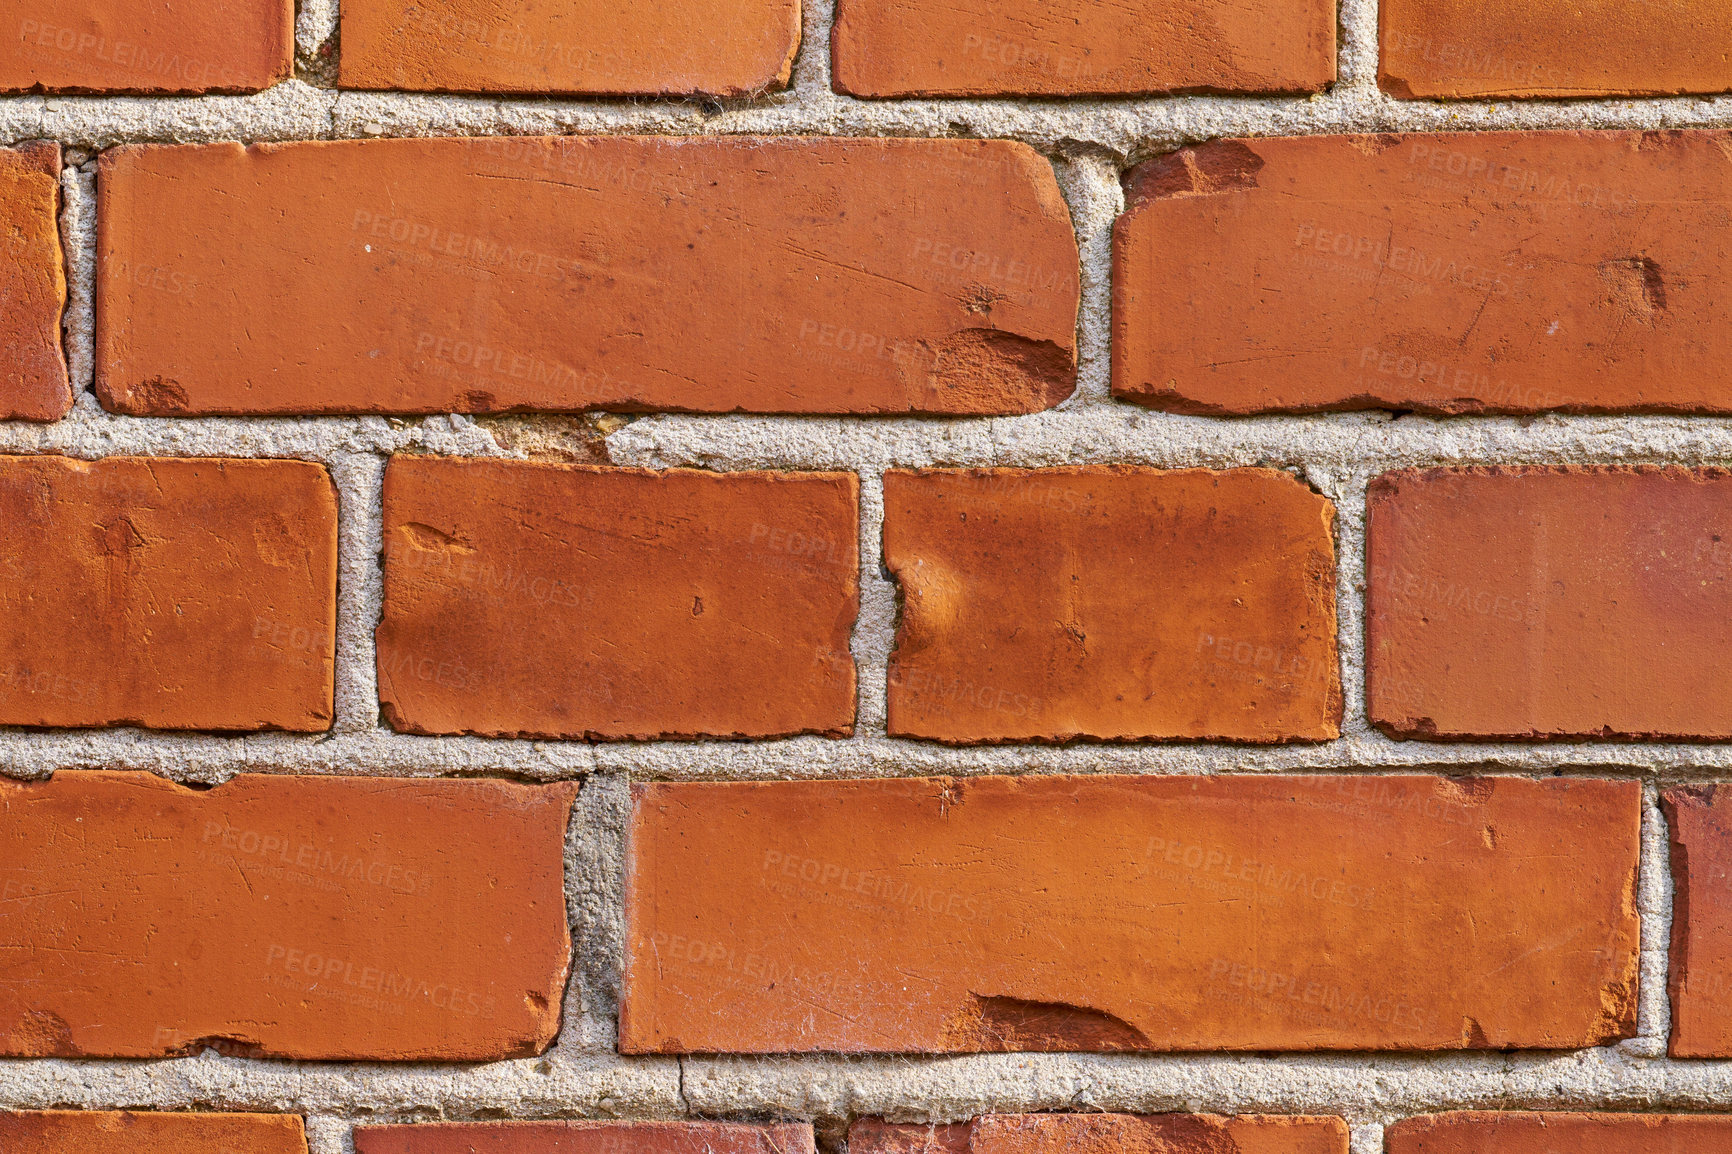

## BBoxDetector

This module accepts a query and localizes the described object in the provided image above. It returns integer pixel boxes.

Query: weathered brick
[622,774,1639,1053]
[355,1121,816,1154]
[96,137,1079,416]
[1,2,291,93]
[1367,466,1732,740]
[1387,1112,1732,1151]
[0,455,336,732]
[377,458,858,739]
[1380,1,1732,99]
[0,1111,307,1152]
[0,142,68,421]
[1114,132,1732,415]
[852,1115,1347,1154]
[0,771,575,1060]
[834,0,1334,97]
[883,467,1339,743]
[1663,786,1732,1057]
[341,0,799,95]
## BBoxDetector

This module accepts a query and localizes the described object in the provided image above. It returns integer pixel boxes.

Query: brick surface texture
[5,0,1732,1143]
[623,775,1638,1053]
[0,1110,308,1152]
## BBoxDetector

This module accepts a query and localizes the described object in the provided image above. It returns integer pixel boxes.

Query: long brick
[833,0,1333,96]
[96,137,1079,416]
[852,1115,1347,1154]
[0,455,336,732]
[1367,467,1732,740]
[1387,1112,1732,1151]
[1,2,291,93]
[355,1122,816,1154]
[0,142,69,421]
[1663,786,1732,1057]
[0,1111,307,1152]
[883,467,1340,743]
[621,774,1639,1053]
[0,771,575,1060]
[1381,2,1732,99]
[341,0,799,95]
[377,458,858,739]
[1114,131,1732,415]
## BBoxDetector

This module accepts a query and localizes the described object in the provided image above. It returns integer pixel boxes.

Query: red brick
[1367,466,1732,740]
[1663,786,1732,1057]
[834,0,1334,97]
[1380,1,1732,98]
[852,1115,1347,1154]
[1387,1112,1732,1152]
[0,1111,306,1152]
[883,467,1339,743]
[1114,132,1732,415]
[0,142,69,421]
[0,770,575,1060]
[0,2,291,93]
[0,455,336,733]
[621,774,1639,1053]
[96,137,1079,416]
[355,1121,815,1154]
[377,458,858,739]
[341,0,799,95]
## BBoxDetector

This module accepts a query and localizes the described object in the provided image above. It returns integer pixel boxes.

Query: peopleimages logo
[17,20,249,87]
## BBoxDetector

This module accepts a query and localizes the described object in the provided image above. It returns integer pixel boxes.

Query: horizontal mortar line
[12,84,1732,147]
[4,731,1732,780]
[12,1049,1732,1120]
[16,413,1732,469]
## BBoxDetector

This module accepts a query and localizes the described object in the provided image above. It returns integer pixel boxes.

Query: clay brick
[0,1111,307,1152]
[0,142,69,421]
[1663,786,1732,1057]
[0,455,336,732]
[0,770,575,1060]
[0,1,291,93]
[1367,466,1732,740]
[1113,131,1732,415]
[377,458,858,739]
[852,1115,1348,1154]
[1387,1112,1732,1152]
[355,1121,816,1154]
[883,467,1339,743]
[96,137,1079,417]
[1380,1,1732,99]
[621,774,1639,1053]
[833,0,1334,97]
[341,0,799,95]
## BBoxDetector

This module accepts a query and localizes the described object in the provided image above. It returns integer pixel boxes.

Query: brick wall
[3,0,1732,1151]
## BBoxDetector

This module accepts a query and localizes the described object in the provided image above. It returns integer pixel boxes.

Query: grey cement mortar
[7,0,1732,1141]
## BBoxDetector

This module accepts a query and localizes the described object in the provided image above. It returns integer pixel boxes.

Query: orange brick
[852,1116,1347,1154]
[0,771,575,1060]
[1,2,291,93]
[0,142,69,421]
[356,1122,816,1154]
[377,459,858,739]
[0,455,336,732]
[1388,1112,1732,1152]
[834,0,1334,97]
[1380,1,1732,98]
[1663,786,1732,1057]
[1367,467,1732,740]
[96,137,1079,416]
[883,467,1339,743]
[1114,132,1732,415]
[341,0,799,95]
[622,775,1639,1053]
[0,1111,306,1153]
